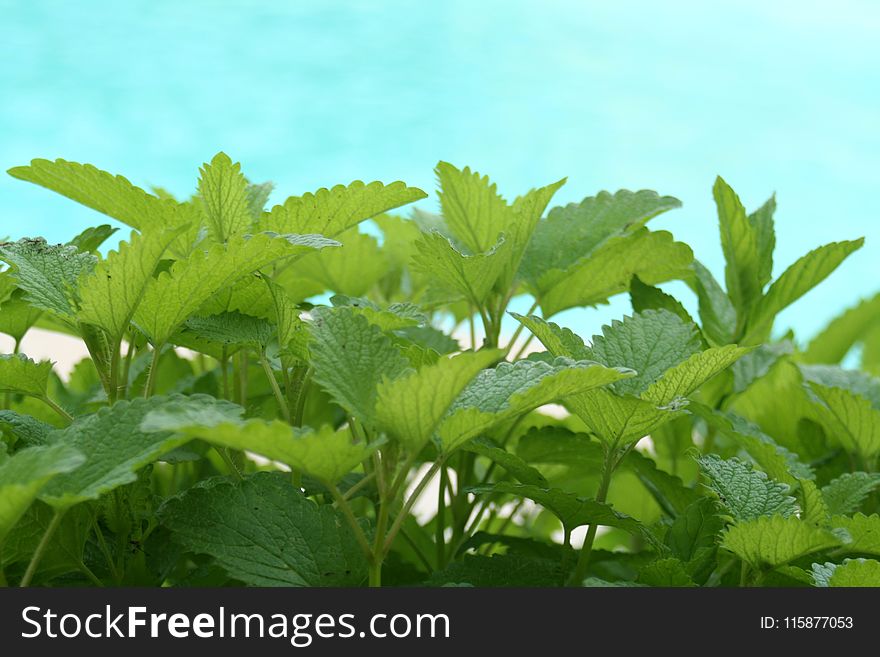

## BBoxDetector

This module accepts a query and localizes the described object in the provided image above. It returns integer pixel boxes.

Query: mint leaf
[692,260,737,346]
[198,152,253,242]
[0,354,53,398]
[804,292,880,365]
[813,559,880,587]
[182,311,275,349]
[331,295,426,332]
[629,275,696,327]
[625,450,701,517]
[748,194,776,289]
[637,558,696,587]
[698,455,798,521]
[821,473,880,516]
[722,516,840,569]
[568,389,685,447]
[68,224,118,254]
[642,344,750,405]
[714,176,761,321]
[806,382,880,458]
[833,513,880,558]
[464,437,548,487]
[508,313,592,360]
[159,472,368,586]
[435,162,510,255]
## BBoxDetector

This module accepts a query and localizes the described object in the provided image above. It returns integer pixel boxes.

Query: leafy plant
[0,155,876,588]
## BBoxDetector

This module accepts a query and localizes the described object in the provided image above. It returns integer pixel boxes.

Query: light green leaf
[625,450,701,517]
[833,513,880,558]
[246,182,274,217]
[435,162,510,254]
[0,289,43,342]
[691,260,737,346]
[68,224,118,254]
[0,354,53,398]
[181,312,274,349]
[590,309,701,396]
[198,152,253,242]
[714,176,761,320]
[806,382,880,458]
[642,345,751,405]
[637,558,696,587]
[464,437,548,487]
[538,229,694,317]
[821,473,880,516]
[629,276,696,327]
[308,307,410,424]
[331,295,426,332]
[508,313,592,360]
[747,239,864,341]
[134,232,337,346]
[158,472,368,586]
[800,364,880,407]
[259,180,427,238]
[799,479,829,526]
[567,388,685,446]
[815,559,880,587]
[439,358,633,452]
[698,455,798,521]
[804,292,880,365]
[748,194,776,289]
[41,395,238,509]
[732,341,793,393]
[0,238,96,317]
[376,349,501,452]
[0,444,84,546]
[7,158,177,231]
[77,227,187,342]
[722,515,841,569]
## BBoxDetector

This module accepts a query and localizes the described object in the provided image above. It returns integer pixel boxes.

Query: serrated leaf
[522,189,681,287]
[625,450,701,517]
[77,227,186,342]
[0,354,53,398]
[376,350,501,453]
[464,437,548,487]
[642,344,750,405]
[799,479,829,526]
[567,388,685,447]
[181,311,274,349]
[714,176,761,321]
[68,224,118,254]
[822,473,880,516]
[747,239,864,342]
[331,295,426,331]
[308,307,410,425]
[698,455,798,521]
[41,394,237,508]
[134,232,337,346]
[508,313,592,360]
[629,276,695,326]
[198,152,253,242]
[664,498,724,571]
[806,382,880,458]
[159,472,367,586]
[637,558,696,587]
[590,309,701,396]
[804,292,880,365]
[833,513,880,558]
[722,516,840,569]
[0,443,84,546]
[691,260,737,346]
[259,180,427,238]
[246,182,274,217]
[515,426,604,469]
[438,358,632,452]
[800,364,880,407]
[0,410,55,449]
[0,238,96,317]
[815,559,880,587]
[537,229,694,317]
[435,162,510,255]
[7,158,178,231]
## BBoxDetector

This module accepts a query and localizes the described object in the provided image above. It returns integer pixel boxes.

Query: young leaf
[435,162,510,254]
[68,224,118,254]
[698,455,798,521]
[464,437,548,487]
[813,559,880,587]
[747,239,864,341]
[722,516,840,569]
[804,292,880,365]
[748,194,776,289]
[308,307,410,425]
[806,382,880,458]
[198,152,254,242]
[629,276,696,326]
[331,295,426,332]
[641,344,751,405]
[833,513,880,558]
[375,349,501,453]
[714,176,761,319]
[0,354,53,398]
[158,472,368,586]
[134,232,338,346]
[821,473,880,516]
[77,227,187,342]
[508,313,592,360]
[567,389,685,447]
[691,260,737,346]
[0,444,84,546]
[0,238,96,317]
[181,311,275,349]
[799,479,829,526]
[259,180,427,238]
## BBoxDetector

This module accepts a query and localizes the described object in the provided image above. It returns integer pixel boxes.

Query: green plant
[0,154,877,588]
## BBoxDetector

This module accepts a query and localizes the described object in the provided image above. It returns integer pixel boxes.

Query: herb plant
[0,154,878,588]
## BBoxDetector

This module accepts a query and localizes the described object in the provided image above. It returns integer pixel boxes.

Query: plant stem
[739,561,750,587]
[511,334,536,361]
[436,465,448,568]
[78,561,104,587]
[468,308,476,350]
[20,509,66,587]
[143,346,162,398]
[220,348,230,400]
[239,352,249,406]
[383,460,443,555]
[370,498,391,587]
[92,519,120,584]
[215,447,243,480]
[505,299,539,356]
[328,484,373,564]
[108,339,121,404]
[340,471,377,502]
[120,336,136,399]
[259,354,290,422]
[568,446,616,586]
[40,395,73,424]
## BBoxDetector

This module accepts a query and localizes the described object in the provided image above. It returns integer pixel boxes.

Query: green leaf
[800,364,880,407]
[0,354,53,398]
[468,482,653,542]
[181,312,274,349]
[722,516,841,569]
[629,276,696,326]
[821,473,880,516]
[259,180,427,238]
[435,162,511,255]
[331,295,426,332]
[464,437,548,487]
[427,554,563,587]
[748,194,776,289]
[0,444,84,546]
[714,176,761,320]
[7,158,178,231]
[0,410,55,449]
[698,455,798,521]
[439,358,632,452]
[833,513,880,558]
[799,479,829,526]
[0,238,96,317]
[198,152,253,242]
[41,395,238,509]
[664,498,724,572]
[814,559,880,587]
[625,450,701,517]
[376,349,501,452]
[308,307,410,425]
[732,341,793,393]
[538,229,694,317]
[159,472,368,586]
[246,182,274,218]
[806,382,880,458]
[642,345,750,405]
[747,239,864,341]
[68,224,118,254]
[637,558,696,586]
[522,189,681,287]
[567,388,685,447]
[589,309,701,396]
[691,260,736,346]
[804,292,880,365]
[515,426,604,469]
[0,288,43,342]
[134,232,337,346]
[77,227,186,342]
[508,313,592,360]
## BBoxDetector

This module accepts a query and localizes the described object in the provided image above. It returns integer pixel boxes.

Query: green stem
[3,338,21,409]
[436,465,448,568]
[568,446,616,586]
[739,561,750,587]
[92,519,120,584]
[511,334,536,361]
[292,368,312,427]
[78,561,104,587]
[239,352,249,406]
[120,336,136,399]
[143,346,162,398]
[341,471,377,502]
[370,497,391,588]
[468,307,476,350]
[259,354,290,422]
[400,527,433,572]
[328,484,373,564]
[220,348,230,400]
[215,447,243,480]
[39,396,73,424]
[382,460,443,555]
[20,509,66,587]
[108,339,122,404]
[505,299,539,356]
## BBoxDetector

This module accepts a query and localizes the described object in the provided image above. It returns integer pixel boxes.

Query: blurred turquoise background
[1,0,878,341]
